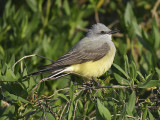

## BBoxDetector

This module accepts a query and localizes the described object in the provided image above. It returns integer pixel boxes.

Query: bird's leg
[91,77,101,87]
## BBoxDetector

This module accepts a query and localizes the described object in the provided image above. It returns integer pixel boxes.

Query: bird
[25,23,119,83]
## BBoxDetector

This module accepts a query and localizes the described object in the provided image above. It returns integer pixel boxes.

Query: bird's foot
[91,77,101,87]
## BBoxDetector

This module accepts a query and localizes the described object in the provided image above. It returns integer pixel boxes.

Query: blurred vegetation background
[0,0,160,119]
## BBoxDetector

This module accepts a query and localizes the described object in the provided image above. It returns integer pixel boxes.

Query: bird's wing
[51,42,110,67]
[24,40,110,77]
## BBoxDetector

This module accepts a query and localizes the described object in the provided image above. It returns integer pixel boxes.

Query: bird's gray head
[87,23,119,39]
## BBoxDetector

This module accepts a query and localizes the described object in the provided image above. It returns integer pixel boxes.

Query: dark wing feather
[51,43,110,67]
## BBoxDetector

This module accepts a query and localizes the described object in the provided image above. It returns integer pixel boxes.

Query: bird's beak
[108,30,119,34]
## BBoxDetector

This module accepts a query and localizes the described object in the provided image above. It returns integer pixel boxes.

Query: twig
[90,116,96,120]
[77,85,132,90]
[88,110,96,118]
[151,0,160,26]
[48,87,70,99]
[151,0,160,16]
[108,20,119,28]
[112,33,123,37]
[95,9,100,23]
[59,102,69,120]
[12,54,54,72]
[41,105,48,120]
[112,114,136,119]
[21,61,23,73]
[23,109,36,119]
[73,100,79,120]
[12,54,36,72]
[76,25,88,32]
[113,89,126,104]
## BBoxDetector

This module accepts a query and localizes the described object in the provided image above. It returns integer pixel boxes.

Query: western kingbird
[26,23,119,81]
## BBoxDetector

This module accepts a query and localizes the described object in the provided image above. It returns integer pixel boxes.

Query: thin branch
[77,85,132,90]
[59,102,69,120]
[112,33,123,37]
[88,110,96,118]
[12,54,36,72]
[73,100,79,120]
[108,20,119,28]
[112,114,137,119]
[151,0,160,16]
[90,116,96,120]
[21,61,23,73]
[12,54,54,72]
[76,25,88,32]
[23,109,36,119]
[95,9,100,23]
[48,87,70,99]
[151,0,160,26]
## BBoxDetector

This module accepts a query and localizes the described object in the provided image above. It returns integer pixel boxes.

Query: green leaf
[158,110,160,117]
[113,63,130,79]
[28,77,35,91]
[119,105,127,120]
[148,110,155,120]
[138,80,160,88]
[37,81,45,96]
[0,105,15,119]
[74,90,84,101]
[26,0,38,12]
[155,67,160,79]
[124,2,141,39]
[0,65,18,82]
[0,45,5,56]
[55,0,62,8]
[137,71,145,80]
[152,18,160,51]
[142,105,148,120]
[4,91,29,103]
[130,61,137,80]
[68,103,73,120]
[69,81,74,102]
[124,55,130,76]
[63,0,70,15]
[126,91,136,115]
[57,94,69,102]
[96,99,111,120]
[114,73,130,85]
[78,100,83,112]
[137,30,151,51]
[45,112,55,120]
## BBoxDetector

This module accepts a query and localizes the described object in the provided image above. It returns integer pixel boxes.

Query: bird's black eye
[100,31,106,34]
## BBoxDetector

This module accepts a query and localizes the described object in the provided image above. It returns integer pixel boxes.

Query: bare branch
[73,100,79,120]
[12,54,54,72]
[108,20,119,28]
[95,10,100,23]
[48,87,70,99]
[76,25,88,32]
[77,85,132,90]
[151,0,160,26]
[59,102,69,120]
[112,114,137,119]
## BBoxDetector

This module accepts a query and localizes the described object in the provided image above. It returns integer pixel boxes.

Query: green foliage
[0,0,160,119]
[96,99,111,120]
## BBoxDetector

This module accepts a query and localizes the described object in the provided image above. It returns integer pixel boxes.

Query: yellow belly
[68,48,116,78]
